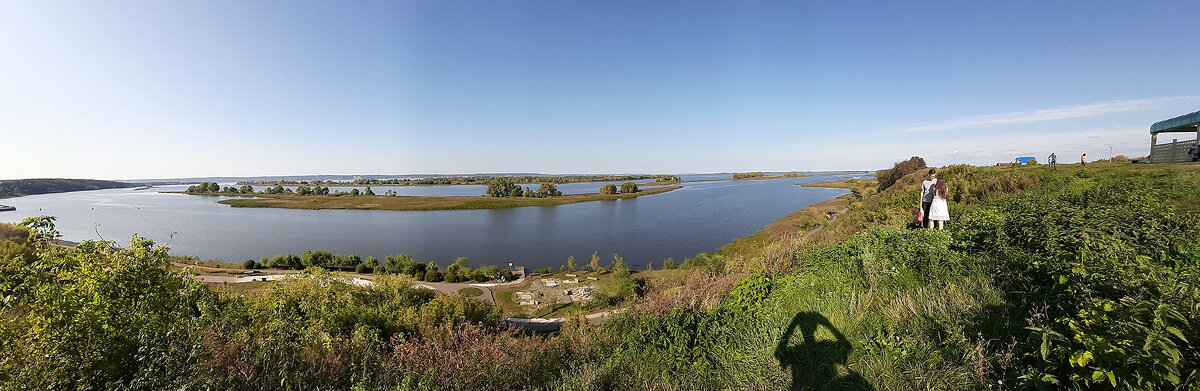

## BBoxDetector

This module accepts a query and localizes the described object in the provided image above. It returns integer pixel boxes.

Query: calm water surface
[1,174,853,269]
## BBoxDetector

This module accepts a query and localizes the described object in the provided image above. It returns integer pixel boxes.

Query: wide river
[0,174,855,269]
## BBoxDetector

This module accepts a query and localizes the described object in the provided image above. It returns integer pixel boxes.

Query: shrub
[875,156,926,191]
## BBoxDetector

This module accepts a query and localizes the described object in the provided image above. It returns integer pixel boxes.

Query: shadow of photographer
[775,312,874,391]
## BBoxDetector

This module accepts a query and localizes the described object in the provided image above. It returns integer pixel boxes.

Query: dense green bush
[875,156,926,191]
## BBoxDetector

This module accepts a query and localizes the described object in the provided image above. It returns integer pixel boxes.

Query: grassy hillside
[0,178,134,198]
[0,162,1197,390]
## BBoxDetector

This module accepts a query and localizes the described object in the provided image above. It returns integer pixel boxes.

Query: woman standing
[927,178,950,230]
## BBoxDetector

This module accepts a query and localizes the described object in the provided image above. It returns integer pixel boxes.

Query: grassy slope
[214,185,681,211]
[575,162,1200,390]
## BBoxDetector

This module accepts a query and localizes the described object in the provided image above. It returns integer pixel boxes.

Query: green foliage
[1,227,210,389]
[680,252,725,273]
[566,255,576,271]
[733,172,765,179]
[663,257,676,270]
[875,156,926,191]
[588,251,601,271]
[534,183,562,197]
[485,178,521,197]
[620,182,639,194]
[600,184,618,195]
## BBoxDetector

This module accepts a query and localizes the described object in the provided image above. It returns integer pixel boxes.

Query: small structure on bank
[1149,110,1200,163]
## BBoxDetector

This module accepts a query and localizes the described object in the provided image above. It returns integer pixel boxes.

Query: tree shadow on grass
[775,312,874,391]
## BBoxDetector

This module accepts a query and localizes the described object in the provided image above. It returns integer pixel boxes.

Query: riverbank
[213,185,681,211]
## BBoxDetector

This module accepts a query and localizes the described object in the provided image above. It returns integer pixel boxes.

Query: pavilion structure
[1149,110,1200,163]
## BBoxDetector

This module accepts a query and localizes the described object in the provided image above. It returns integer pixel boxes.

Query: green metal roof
[1151,110,1200,134]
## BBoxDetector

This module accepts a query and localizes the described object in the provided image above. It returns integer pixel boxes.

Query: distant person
[1081,153,1087,167]
[919,168,937,228]
[927,178,949,230]
[1048,153,1057,169]
[1190,145,1199,162]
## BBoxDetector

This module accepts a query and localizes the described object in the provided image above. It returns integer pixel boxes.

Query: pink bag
[916,208,925,223]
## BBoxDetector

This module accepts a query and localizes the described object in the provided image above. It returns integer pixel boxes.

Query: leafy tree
[447,257,470,274]
[485,178,520,197]
[242,259,257,269]
[296,185,312,196]
[208,182,220,193]
[612,254,630,277]
[588,251,600,271]
[350,189,360,196]
[384,253,420,275]
[364,186,375,196]
[0,220,209,389]
[238,185,254,194]
[471,270,488,282]
[620,182,639,194]
[566,255,576,271]
[600,184,618,195]
[875,156,926,191]
[301,250,334,268]
[535,183,562,197]
[479,265,500,279]
[663,257,676,269]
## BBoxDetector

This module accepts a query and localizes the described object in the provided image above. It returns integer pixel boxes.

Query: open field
[213,185,681,211]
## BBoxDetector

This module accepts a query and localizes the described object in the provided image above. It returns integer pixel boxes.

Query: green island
[236,174,680,186]
[178,178,681,211]
[3,159,1199,389]
[213,185,680,211]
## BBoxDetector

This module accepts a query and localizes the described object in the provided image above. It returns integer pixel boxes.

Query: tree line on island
[188,176,668,198]
[235,174,674,187]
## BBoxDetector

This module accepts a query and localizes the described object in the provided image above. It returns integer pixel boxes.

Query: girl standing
[927,178,950,230]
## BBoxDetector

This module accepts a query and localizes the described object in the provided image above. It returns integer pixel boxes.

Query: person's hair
[934,178,947,198]
[928,168,937,177]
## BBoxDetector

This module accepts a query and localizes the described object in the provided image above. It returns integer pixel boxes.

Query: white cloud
[906,96,1199,132]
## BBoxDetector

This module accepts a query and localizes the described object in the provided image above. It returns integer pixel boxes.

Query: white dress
[928,195,950,221]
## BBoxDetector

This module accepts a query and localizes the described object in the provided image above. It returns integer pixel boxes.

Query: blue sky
[2,1,1197,179]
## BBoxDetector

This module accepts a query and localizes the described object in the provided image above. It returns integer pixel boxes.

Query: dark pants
[921,201,931,227]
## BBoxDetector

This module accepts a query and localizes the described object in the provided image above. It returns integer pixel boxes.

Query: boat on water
[0,205,15,212]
